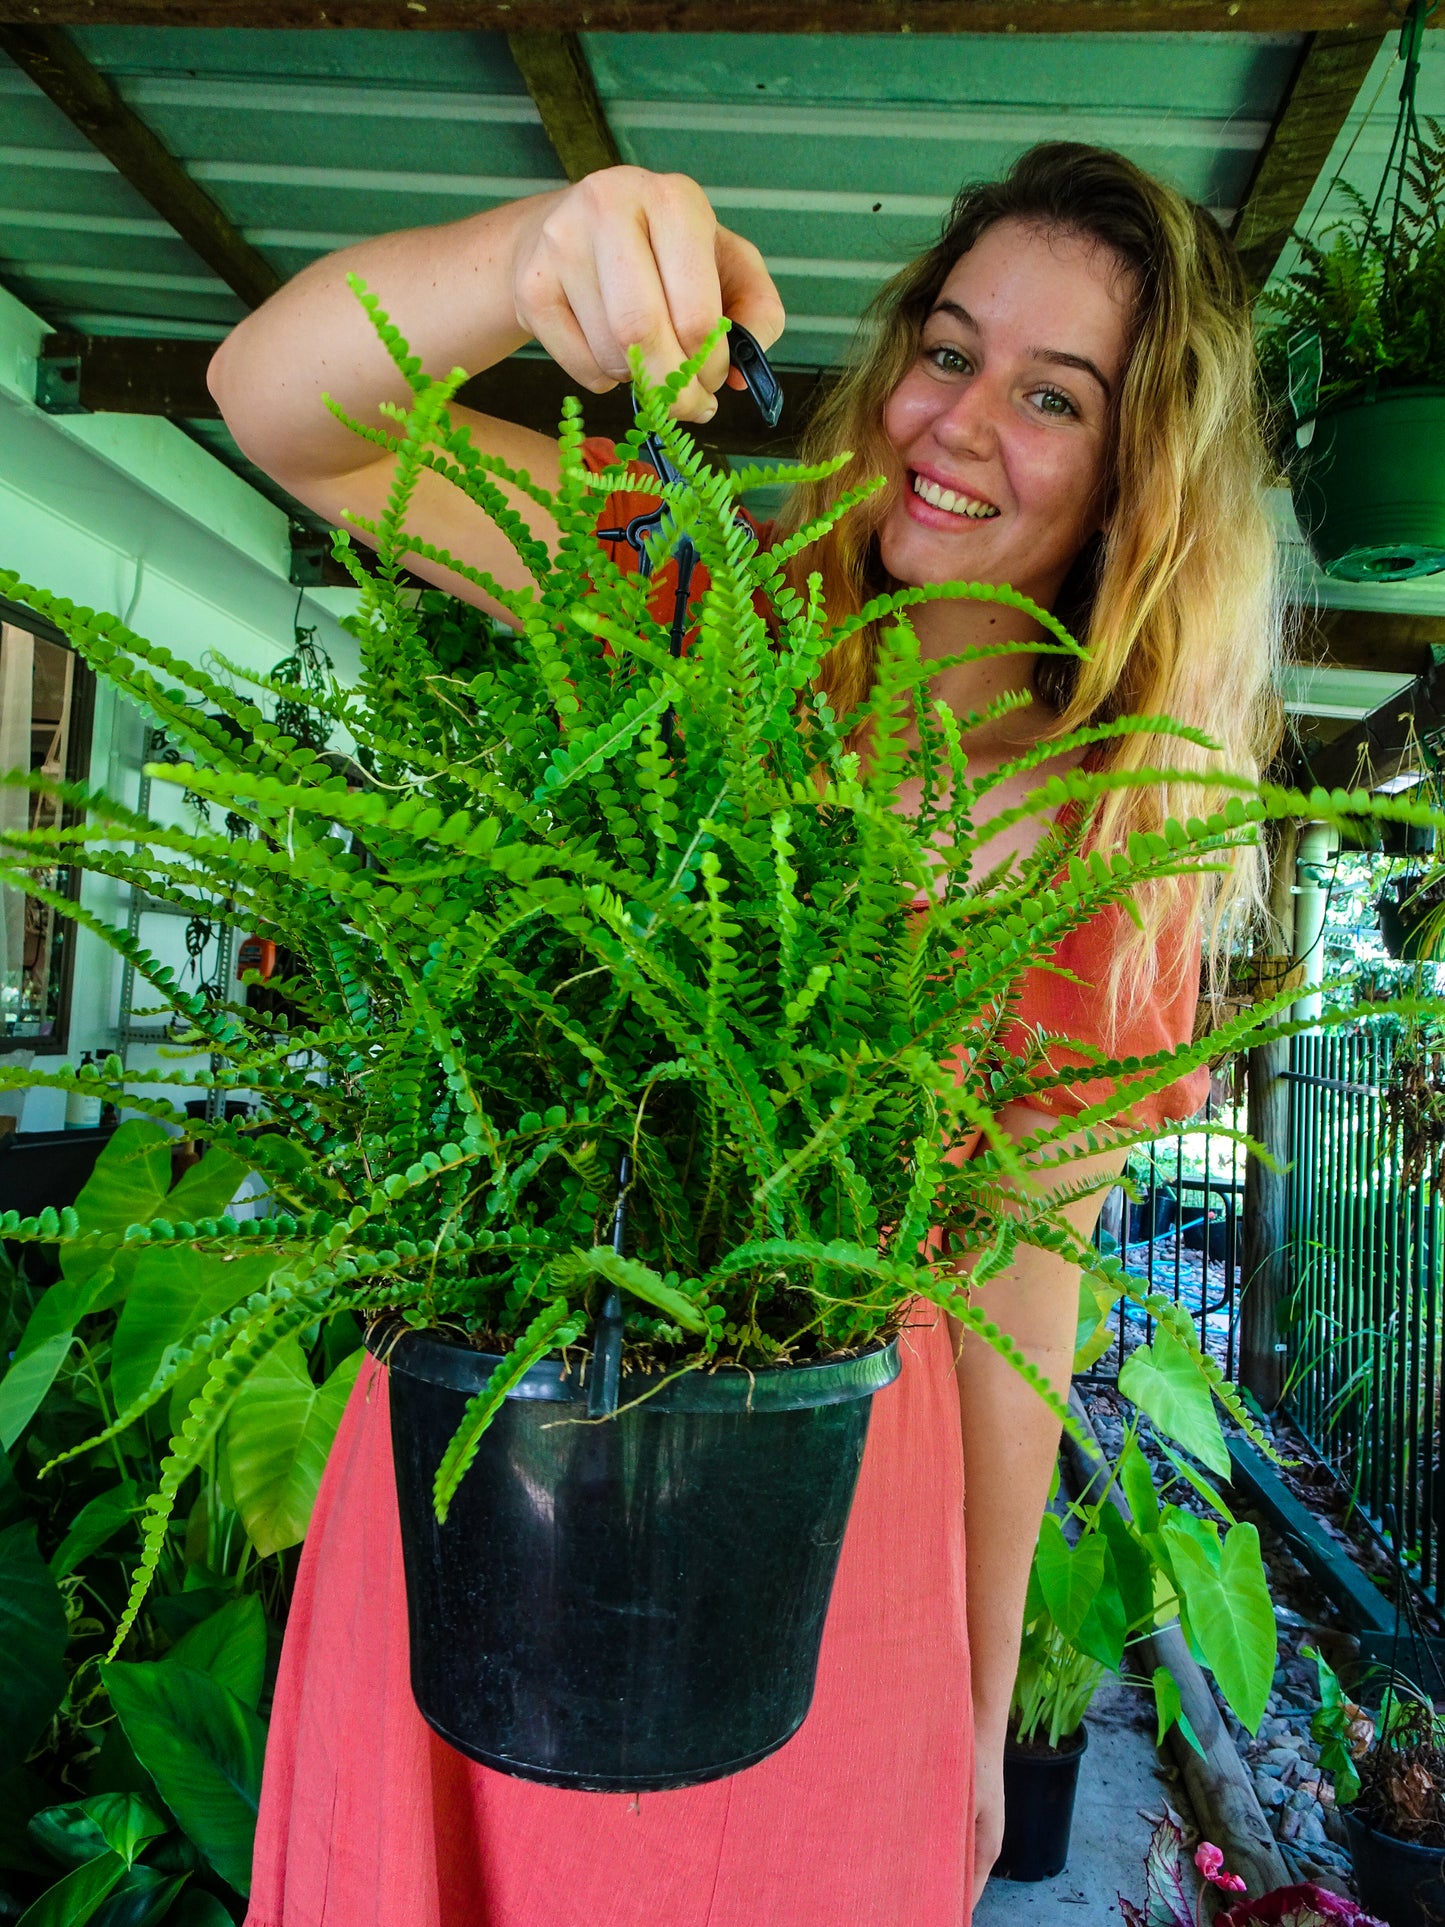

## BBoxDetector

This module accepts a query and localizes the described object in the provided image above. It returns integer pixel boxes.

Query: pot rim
[1341,1805,1445,1859]
[1312,385,1445,421]
[367,1317,902,1413]
[1004,1722,1089,1763]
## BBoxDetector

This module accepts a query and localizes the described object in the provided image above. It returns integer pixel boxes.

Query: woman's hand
[509,166,785,423]
[972,1722,1007,1904]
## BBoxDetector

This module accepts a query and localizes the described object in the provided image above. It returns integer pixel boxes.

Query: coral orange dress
[244,444,1208,1927]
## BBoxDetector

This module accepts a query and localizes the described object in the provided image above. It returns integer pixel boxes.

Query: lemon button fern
[2,286,1435,1654]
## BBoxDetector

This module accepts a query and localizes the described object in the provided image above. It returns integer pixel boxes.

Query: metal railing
[1284,1027,1445,1609]
[1092,1086,1247,1379]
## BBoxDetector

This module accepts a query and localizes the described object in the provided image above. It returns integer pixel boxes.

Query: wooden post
[1239,822,1298,1410]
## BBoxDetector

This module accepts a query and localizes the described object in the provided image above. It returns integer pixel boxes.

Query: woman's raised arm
[206,168,785,619]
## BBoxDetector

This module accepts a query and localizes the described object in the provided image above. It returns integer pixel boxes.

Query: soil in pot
[374,1323,902,1793]
[1342,1808,1445,1926]
[996,1724,1089,1881]
[1290,389,1445,582]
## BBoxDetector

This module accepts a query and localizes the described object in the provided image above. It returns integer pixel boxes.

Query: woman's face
[878,217,1135,612]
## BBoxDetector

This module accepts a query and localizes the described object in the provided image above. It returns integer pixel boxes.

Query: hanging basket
[1192,957,1306,1048]
[373,1321,901,1791]
[1379,872,1445,961]
[1289,389,1445,582]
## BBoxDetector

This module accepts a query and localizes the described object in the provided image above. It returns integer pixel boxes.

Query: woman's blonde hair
[777,141,1284,1017]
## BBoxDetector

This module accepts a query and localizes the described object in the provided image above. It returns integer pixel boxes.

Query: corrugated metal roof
[0,27,1303,359]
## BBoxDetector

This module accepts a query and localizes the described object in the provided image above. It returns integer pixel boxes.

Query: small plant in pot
[1,293,1439,1796]
[1308,1646,1445,1926]
[1118,1808,1386,1927]
[1257,3,1445,581]
[1000,1426,1277,1881]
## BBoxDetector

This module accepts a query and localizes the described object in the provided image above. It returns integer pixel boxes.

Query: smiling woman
[206,139,1282,1927]
[783,144,1282,1020]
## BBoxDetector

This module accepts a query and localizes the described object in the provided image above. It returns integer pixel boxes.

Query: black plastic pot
[373,1323,901,1792]
[996,1725,1089,1881]
[1342,1807,1445,1926]
[1339,817,1437,858]
[1126,1190,1176,1247]
[1379,872,1445,961]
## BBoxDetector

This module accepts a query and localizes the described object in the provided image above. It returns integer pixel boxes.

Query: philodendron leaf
[1073,1275,1118,1374]
[1117,1323,1231,1477]
[1032,1511,1104,1641]
[50,1483,140,1581]
[69,1120,174,1243]
[169,1895,234,1927]
[165,1596,267,1711]
[165,1149,252,1224]
[28,1795,166,1871]
[1161,1518,1275,1733]
[1150,1665,1207,1760]
[1115,1435,1160,1535]
[1095,1505,1155,1637]
[225,1342,361,1557]
[0,1334,75,1452]
[101,1661,264,1896]
[13,1848,128,1927]
[109,1247,282,1415]
[0,1522,67,1765]
[77,1864,186,1927]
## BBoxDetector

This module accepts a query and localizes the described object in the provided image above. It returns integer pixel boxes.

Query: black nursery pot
[996,1725,1089,1881]
[372,1323,901,1793]
[1342,1807,1445,1927]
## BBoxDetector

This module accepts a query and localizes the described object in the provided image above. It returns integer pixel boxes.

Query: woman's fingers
[716,225,787,357]
[513,168,787,422]
[643,176,732,418]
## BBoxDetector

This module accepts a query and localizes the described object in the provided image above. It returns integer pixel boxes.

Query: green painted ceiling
[0,26,1310,363]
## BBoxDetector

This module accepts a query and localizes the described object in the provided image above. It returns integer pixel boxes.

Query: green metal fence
[1284,1027,1445,1609]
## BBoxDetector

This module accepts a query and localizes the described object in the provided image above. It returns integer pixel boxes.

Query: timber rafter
[1230,28,1385,291]
[507,31,621,184]
[0,3,1435,30]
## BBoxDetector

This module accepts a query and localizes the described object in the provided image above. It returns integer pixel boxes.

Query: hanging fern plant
[0,287,1437,1656]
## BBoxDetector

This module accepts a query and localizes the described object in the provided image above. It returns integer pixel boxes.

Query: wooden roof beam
[1230,27,1385,292]
[0,24,280,307]
[507,31,621,184]
[0,4,1434,32]
[34,330,832,455]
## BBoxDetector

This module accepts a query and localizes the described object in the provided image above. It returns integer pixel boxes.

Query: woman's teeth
[912,474,999,519]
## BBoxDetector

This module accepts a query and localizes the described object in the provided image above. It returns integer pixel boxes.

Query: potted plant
[1119,1808,1386,1927]
[1000,1425,1277,1881]
[1379,871,1445,961]
[1257,4,1445,581]
[0,290,1433,1793]
[1309,1647,1445,1925]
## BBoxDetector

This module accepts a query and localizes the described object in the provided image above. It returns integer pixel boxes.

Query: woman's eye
[1031,386,1078,418]
[925,344,970,375]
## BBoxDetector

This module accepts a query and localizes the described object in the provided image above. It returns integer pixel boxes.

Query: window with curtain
[0,601,94,1051]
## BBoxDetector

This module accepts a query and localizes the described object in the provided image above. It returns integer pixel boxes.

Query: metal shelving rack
[115,725,235,1125]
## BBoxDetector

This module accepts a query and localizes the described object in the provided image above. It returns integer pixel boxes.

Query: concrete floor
[976,1673,1203,1927]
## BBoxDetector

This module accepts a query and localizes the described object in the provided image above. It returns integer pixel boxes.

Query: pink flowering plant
[1118,1811,1384,1927]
